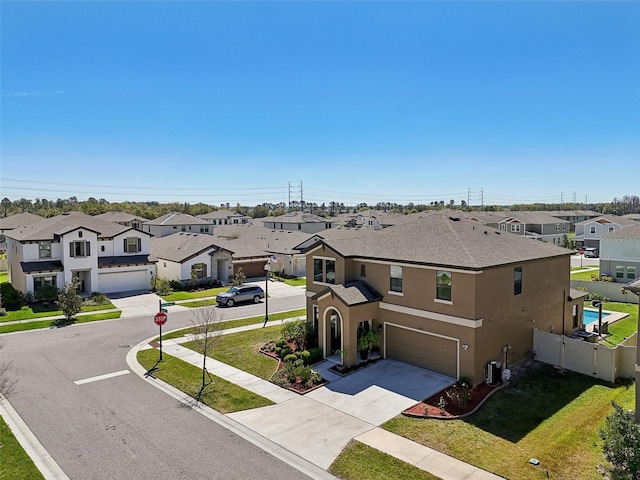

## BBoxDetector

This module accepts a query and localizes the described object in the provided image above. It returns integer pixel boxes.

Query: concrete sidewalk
[139,322,503,479]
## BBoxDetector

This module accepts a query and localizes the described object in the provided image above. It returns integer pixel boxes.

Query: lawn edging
[124,337,335,480]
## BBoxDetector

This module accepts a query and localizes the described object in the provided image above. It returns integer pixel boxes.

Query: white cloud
[5,90,65,97]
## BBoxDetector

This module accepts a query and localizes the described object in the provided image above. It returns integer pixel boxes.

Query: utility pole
[480,188,484,209]
[467,188,471,210]
[299,181,304,212]
[288,181,292,212]
[560,192,564,210]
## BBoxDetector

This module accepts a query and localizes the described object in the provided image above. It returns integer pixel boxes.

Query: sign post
[579,248,584,268]
[154,311,168,360]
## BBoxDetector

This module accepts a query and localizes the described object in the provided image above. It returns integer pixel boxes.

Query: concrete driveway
[107,290,188,318]
[228,359,455,469]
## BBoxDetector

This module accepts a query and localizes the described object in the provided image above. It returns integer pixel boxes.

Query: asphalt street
[3,295,310,480]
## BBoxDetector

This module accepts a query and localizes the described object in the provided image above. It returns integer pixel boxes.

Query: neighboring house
[5,212,155,295]
[574,216,637,249]
[621,278,640,422]
[215,224,311,277]
[621,213,640,223]
[302,214,577,386]
[143,212,213,237]
[262,212,332,234]
[548,210,602,229]
[197,209,252,226]
[467,211,571,245]
[332,210,405,229]
[152,233,234,286]
[598,223,640,283]
[0,212,44,244]
[94,211,149,230]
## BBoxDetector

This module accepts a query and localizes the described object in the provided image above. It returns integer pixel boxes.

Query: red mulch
[404,382,498,418]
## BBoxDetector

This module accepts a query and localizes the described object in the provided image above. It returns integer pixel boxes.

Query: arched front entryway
[323,307,343,359]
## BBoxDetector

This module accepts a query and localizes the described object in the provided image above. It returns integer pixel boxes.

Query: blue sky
[2,1,639,207]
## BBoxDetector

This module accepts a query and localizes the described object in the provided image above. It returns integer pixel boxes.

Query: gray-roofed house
[0,212,44,243]
[151,233,234,286]
[94,211,149,230]
[5,212,155,296]
[262,212,332,234]
[574,215,638,249]
[467,211,572,245]
[598,222,640,283]
[197,209,252,226]
[302,213,579,386]
[143,212,214,238]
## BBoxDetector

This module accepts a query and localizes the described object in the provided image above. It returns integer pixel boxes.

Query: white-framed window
[200,225,209,233]
[555,224,561,231]
[500,224,506,230]
[436,270,451,301]
[313,257,335,284]
[124,237,141,253]
[69,241,90,258]
[510,224,521,232]
[39,241,51,259]
[628,266,636,279]
[608,226,615,232]
[616,266,625,278]
[191,263,207,279]
[590,226,596,234]
[390,265,403,293]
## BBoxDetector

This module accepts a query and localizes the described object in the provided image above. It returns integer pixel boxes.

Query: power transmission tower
[299,181,304,212]
[288,181,292,212]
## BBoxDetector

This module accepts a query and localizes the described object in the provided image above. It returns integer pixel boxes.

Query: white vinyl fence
[533,329,637,383]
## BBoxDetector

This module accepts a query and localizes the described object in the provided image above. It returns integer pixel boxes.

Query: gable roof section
[0,212,45,230]
[576,215,637,226]
[263,212,327,224]
[151,232,232,263]
[313,281,382,306]
[320,213,572,270]
[197,209,248,220]
[600,222,640,239]
[215,224,313,254]
[144,212,207,226]
[5,212,130,241]
[94,211,149,223]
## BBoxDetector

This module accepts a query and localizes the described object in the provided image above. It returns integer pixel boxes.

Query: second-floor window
[436,270,452,301]
[628,266,636,279]
[70,241,90,258]
[124,237,141,253]
[514,266,523,295]
[590,226,596,234]
[39,241,51,259]
[510,224,521,232]
[313,258,335,284]
[390,265,403,293]
[200,225,209,233]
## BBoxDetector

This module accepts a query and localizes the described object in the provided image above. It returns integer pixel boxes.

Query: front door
[329,312,341,354]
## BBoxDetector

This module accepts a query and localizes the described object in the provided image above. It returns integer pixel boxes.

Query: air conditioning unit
[486,360,502,385]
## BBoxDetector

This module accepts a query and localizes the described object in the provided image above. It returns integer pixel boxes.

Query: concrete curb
[0,396,70,480]
[126,336,337,480]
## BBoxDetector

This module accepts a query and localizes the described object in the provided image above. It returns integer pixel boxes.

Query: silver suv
[216,284,264,307]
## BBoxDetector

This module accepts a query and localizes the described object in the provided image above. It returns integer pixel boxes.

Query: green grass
[160,287,227,301]
[0,311,121,333]
[599,302,639,346]
[0,415,45,480]
[137,348,273,413]
[279,277,306,287]
[329,441,441,480]
[570,268,599,281]
[383,365,635,480]
[183,325,282,380]
[160,309,306,340]
[0,302,116,323]
[0,271,8,284]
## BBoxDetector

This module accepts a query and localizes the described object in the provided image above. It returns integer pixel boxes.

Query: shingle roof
[575,215,638,226]
[94,211,149,223]
[263,212,327,224]
[623,278,640,294]
[151,232,232,263]
[0,212,45,230]
[317,213,572,270]
[144,212,208,226]
[98,255,155,267]
[313,281,382,306]
[20,260,64,273]
[568,288,589,301]
[5,212,131,241]
[214,224,312,254]
[197,209,247,220]
[600,222,640,239]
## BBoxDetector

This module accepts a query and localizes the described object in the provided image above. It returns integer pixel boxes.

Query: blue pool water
[583,310,610,325]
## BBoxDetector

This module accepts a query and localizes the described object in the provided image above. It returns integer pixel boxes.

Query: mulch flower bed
[403,382,504,418]
[260,343,328,394]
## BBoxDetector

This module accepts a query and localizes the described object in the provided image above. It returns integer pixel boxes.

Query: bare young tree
[190,302,225,401]
[0,336,17,398]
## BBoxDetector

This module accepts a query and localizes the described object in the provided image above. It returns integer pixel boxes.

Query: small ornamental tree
[57,277,83,321]
[600,402,640,479]
[231,267,246,286]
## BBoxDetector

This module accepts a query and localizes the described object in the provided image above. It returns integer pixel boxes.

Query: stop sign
[154,312,168,326]
[579,249,585,255]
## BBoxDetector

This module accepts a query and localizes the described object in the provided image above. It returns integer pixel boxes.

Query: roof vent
[484,231,488,235]
[495,231,500,235]
[449,217,460,221]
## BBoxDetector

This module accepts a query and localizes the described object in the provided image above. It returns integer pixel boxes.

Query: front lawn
[0,302,116,323]
[600,302,639,346]
[0,271,8,284]
[137,348,273,413]
[383,365,635,480]
[183,325,282,380]
[0,311,122,334]
[279,277,306,287]
[329,441,441,480]
[160,287,227,301]
[0,415,45,480]
[570,268,599,281]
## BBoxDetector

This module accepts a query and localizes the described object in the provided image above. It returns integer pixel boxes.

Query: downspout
[562,289,566,336]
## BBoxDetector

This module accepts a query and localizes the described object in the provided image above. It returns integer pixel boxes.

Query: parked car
[583,247,599,258]
[216,284,264,307]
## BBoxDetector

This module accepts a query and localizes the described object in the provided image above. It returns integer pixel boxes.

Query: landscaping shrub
[169,280,183,291]
[600,401,640,479]
[307,347,322,365]
[283,353,297,363]
[0,283,26,310]
[90,292,109,305]
[295,350,310,363]
[153,277,174,296]
[36,284,59,302]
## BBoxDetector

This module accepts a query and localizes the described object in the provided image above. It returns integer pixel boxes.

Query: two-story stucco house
[262,212,332,234]
[143,212,213,237]
[5,212,155,295]
[599,223,640,283]
[467,211,571,245]
[574,216,637,249]
[302,214,577,386]
[197,209,252,226]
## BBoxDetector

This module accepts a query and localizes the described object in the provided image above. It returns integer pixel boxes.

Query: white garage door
[98,270,150,294]
[386,324,458,378]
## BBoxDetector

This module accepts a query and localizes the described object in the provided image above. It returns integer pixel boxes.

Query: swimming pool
[583,309,610,325]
